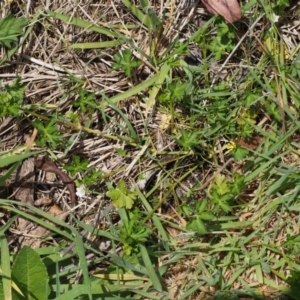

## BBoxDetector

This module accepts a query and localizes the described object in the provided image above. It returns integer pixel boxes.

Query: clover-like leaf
[107,180,137,209]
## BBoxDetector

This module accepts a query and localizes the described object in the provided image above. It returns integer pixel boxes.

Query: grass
[1,0,300,299]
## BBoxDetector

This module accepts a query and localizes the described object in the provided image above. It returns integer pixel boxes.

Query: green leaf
[213,174,230,195]
[285,270,300,299]
[244,90,261,107]
[228,172,246,196]
[107,180,137,209]
[176,130,199,151]
[209,36,225,60]
[81,168,103,187]
[240,122,254,138]
[0,78,25,117]
[211,189,233,213]
[0,14,27,48]
[0,283,4,300]
[33,119,62,148]
[187,217,207,233]
[195,200,207,214]
[72,88,96,113]
[11,246,49,300]
[216,21,229,35]
[64,155,89,176]
[112,49,141,77]
[179,202,193,216]
[231,146,249,161]
[218,194,233,213]
[139,244,162,291]
[208,19,236,60]
[169,79,188,102]
[265,101,282,121]
[199,211,214,221]
[121,0,152,29]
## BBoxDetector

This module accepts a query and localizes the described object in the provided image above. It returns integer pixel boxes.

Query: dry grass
[1,0,300,299]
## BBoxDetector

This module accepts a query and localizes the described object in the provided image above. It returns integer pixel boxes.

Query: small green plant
[209,172,245,213]
[0,79,25,117]
[181,199,214,233]
[107,180,137,209]
[283,233,300,258]
[236,108,257,138]
[157,78,189,105]
[65,156,105,188]
[265,97,282,122]
[112,49,141,77]
[118,208,152,255]
[205,81,234,126]
[175,129,200,152]
[208,19,236,60]
[79,169,104,187]
[33,118,63,148]
[72,88,97,113]
[227,142,250,161]
[64,155,89,176]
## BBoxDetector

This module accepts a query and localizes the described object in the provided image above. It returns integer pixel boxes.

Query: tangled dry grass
[1,0,300,299]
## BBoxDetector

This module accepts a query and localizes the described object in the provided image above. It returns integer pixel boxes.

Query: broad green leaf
[0,14,27,48]
[107,180,137,209]
[200,211,214,221]
[231,146,249,161]
[11,246,49,300]
[0,9,42,65]
[196,200,208,214]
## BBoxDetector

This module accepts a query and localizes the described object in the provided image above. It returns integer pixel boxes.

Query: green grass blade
[73,231,92,300]
[0,150,42,168]
[1,235,12,300]
[146,62,171,114]
[70,40,125,49]
[45,10,123,39]
[139,244,162,291]
[121,0,151,29]
[101,72,160,106]
[135,187,169,245]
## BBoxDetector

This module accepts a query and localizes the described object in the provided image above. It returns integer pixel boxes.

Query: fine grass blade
[139,244,162,291]
[45,10,123,39]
